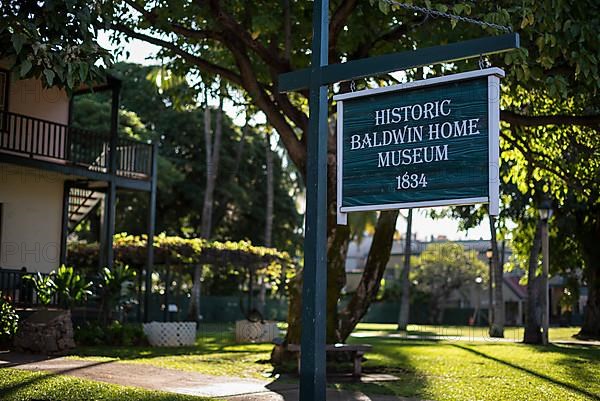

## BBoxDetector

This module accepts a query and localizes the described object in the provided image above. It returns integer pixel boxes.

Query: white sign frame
[335,67,504,225]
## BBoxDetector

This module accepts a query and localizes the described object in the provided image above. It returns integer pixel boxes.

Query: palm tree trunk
[258,131,274,316]
[189,92,223,322]
[264,131,274,247]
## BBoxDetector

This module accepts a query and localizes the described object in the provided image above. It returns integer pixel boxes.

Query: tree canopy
[412,242,487,324]
[3,0,600,339]
[71,62,304,254]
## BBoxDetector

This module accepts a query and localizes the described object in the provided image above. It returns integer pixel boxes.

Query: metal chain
[381,0,512,34]
[478,54,490,69]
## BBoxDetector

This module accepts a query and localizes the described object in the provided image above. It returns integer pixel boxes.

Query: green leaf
[67,73,74,89]
[11,33,25,54]
[378,1,390,14]
[79,63,89,82]
[20,59,32,76]
[43,69,55,86]
[453,4,465,14]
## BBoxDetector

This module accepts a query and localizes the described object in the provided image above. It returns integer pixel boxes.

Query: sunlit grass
[353,323,583,342]
[0,368,216,401]
[71,323,273,379]
[342,336,600,401]
[69,323,598,400]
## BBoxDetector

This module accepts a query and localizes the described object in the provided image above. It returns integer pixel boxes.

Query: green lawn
[72,323,274,379]
[0,368,215,401]
[68,323,599,400]
[343,336,600,401]
[353,323,583,342]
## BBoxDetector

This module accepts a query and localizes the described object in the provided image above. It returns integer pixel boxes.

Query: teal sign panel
[334,68,503,224]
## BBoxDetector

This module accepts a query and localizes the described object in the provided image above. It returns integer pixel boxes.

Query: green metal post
[300,0,328,400]
[144,142,158,323]
[102,80,121,268]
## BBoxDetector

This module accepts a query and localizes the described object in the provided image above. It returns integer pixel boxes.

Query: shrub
[0,293,19,345]
[24,266,92,309]
[75,321,147,347]
[53,265,93,309]
[23,272,56,305]
[74,321,105,346]
[98,264,136,325]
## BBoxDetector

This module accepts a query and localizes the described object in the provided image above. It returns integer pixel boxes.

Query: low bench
[287,343,372,377]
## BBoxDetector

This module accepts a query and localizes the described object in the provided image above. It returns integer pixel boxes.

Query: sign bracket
[279,33,519,93]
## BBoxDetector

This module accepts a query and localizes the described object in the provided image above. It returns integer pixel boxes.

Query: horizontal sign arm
[279,33,519,93]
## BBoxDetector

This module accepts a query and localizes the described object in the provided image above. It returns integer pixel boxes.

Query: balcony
[0,110,153,180]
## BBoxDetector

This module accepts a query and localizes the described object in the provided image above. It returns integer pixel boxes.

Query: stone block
[14,309,76,355]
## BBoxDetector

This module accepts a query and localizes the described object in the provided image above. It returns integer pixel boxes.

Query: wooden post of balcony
[66,95,74,162]
[59,181,72,266]
[144,142,158,323]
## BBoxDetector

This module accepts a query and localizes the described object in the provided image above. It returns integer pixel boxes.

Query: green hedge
[68,234,293,271]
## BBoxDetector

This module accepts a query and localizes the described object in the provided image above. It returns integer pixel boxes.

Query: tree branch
[502,127,587,191]
[329,0,358,59]
[223,33,307,173]
[123,0,222,42]
[271,90,309,132]
[123,0,157,21]
[206,0,289,72]
[112,23,242,86]
[502,110,600,130]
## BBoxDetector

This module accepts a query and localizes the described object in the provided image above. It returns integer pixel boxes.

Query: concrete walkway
[0,352,421,401]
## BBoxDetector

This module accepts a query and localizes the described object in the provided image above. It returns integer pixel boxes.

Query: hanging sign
[335,68,503,225]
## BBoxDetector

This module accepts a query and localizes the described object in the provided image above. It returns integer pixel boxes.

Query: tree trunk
[285,267,303,345]
[337,210,399,341]
[580,263,600,339]
[189,94,223,322]
[524,219,543,344]
[189,264,202,322]
[264,131,274,247]
[577,217,600,339]
[397,209,413,331]
[200,96,223,238]
[487,258,493,329]
[489,214,504,338]
[284,222,350,345]
[326,223,351,343]
[428,295,440,325]
[212,122,247,228]
[256,131,274,316]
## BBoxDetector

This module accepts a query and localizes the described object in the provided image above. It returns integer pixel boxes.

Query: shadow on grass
[0,359,115,399]
[74,325,269,361]
[452,344,600,401]
[351,337,441,346]
[263,336,430,399]
[263,372,424,400]
[340,338,430,398]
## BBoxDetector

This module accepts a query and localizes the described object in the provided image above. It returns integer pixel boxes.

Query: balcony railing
[0,110,152,179]
[0,268,58,307]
